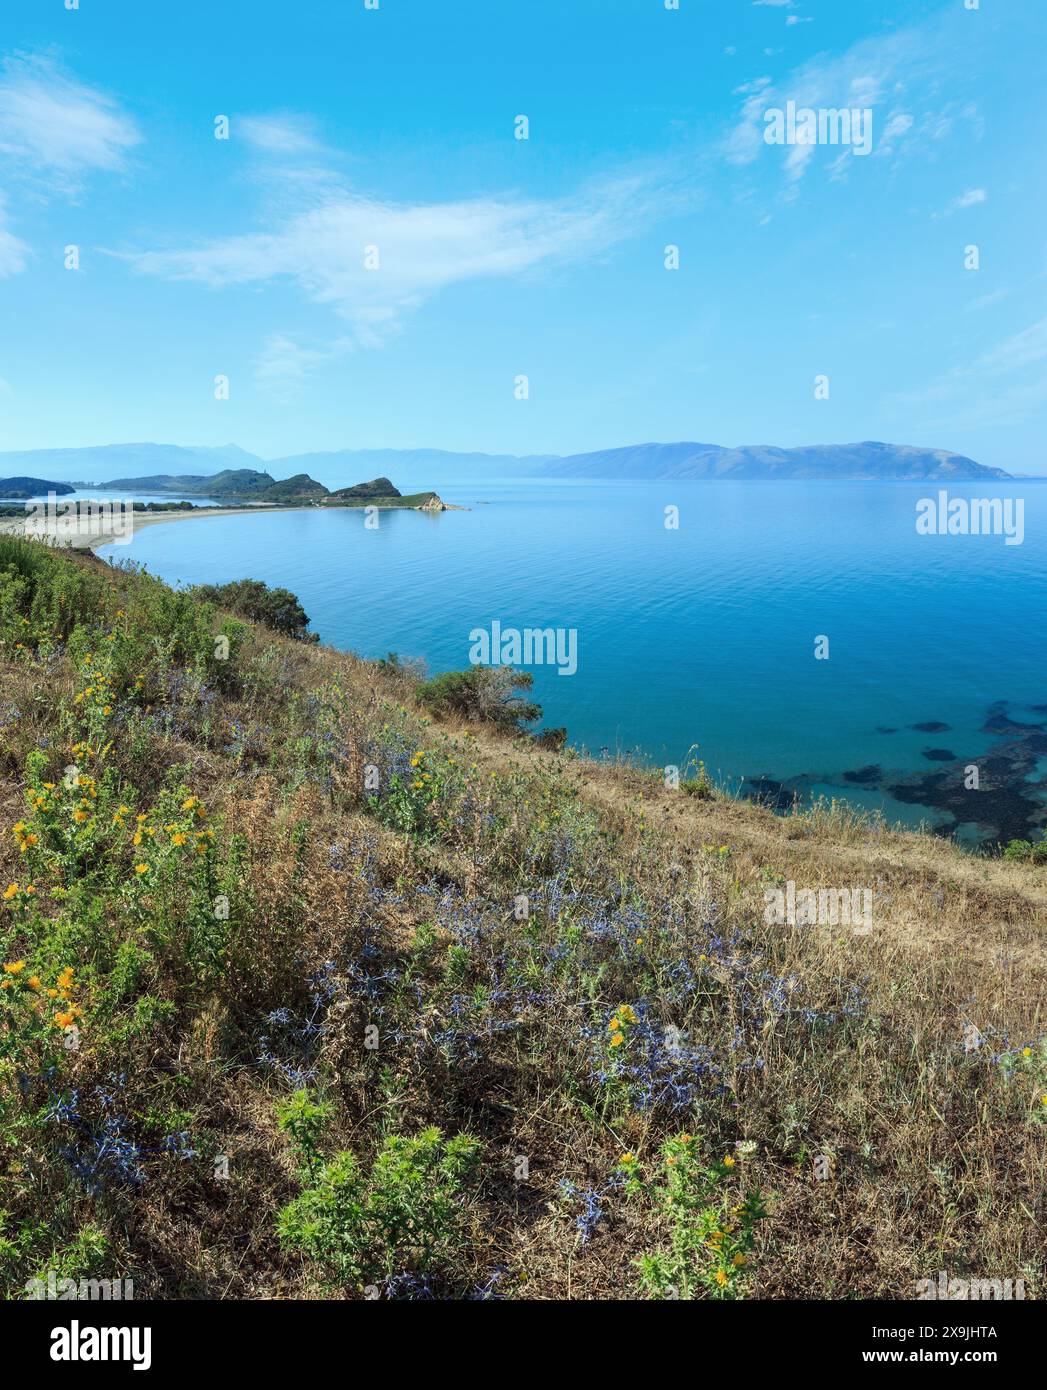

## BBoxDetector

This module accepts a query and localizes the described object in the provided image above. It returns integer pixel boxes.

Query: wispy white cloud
[0,53,141,277]
[723,15,976,189]
[947,186,986,213]
[964,288,1010,313]
[0,54,141,191]
[116,174,652,347]
[890,317,1047,429]
[253,332,346,398]
[239,114,327,158]
[0,198,29,277]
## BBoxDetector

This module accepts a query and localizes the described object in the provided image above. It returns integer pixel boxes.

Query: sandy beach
[0,505,318,552]
[0,498,456,553]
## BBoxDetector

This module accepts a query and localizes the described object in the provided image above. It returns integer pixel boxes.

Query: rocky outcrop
[329,477,402,501]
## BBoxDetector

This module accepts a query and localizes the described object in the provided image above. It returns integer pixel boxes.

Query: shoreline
[0,497,463,553]
[3,501,1039,849]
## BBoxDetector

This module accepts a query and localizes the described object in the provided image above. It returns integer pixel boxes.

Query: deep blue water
[99,476,1047,843]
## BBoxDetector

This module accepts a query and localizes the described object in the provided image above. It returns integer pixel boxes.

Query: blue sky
[1,0,1045,471]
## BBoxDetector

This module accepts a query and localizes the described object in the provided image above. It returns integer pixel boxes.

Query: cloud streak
[0,199,28,277]
[238,114,328,159]
[117,174,651,347]
[0,54,141,189]
[722,13,975,190]
[890,317,1047,430]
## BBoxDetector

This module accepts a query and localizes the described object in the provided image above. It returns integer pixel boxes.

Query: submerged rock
[843,764,883,784]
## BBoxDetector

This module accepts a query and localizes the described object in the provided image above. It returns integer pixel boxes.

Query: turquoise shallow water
[99,475,1047,842]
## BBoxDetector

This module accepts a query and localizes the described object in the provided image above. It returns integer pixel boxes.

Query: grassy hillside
[322,490,442,510]
[0,536,1044,1301]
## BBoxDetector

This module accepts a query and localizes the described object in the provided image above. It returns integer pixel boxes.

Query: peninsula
[0,474,455,551]
[78,470,450,510]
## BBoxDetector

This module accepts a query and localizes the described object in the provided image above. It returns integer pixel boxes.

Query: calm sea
[96,474,1046,844]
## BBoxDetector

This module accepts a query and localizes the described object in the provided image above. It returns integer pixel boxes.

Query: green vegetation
[1003,834,1047,865]
[0,535,1044,1301]
[621,1135,768,1300]
[277,1117,482,1290]
[418,665,542,733]
[71,469,441,511]
[258,474,329,502]
[94,467,284,497]
[0,479,76,500]
[327,476,401,501]
[189,578,317,642]
[321,490,443,510]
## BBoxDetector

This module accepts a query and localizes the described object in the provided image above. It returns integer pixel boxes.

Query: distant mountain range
[534,440,1012,481]
[0,443,262,483]
[0,439,1013,485]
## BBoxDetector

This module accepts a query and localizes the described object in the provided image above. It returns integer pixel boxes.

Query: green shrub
[190,578,317,642]
[276,1089,332,1172]
[419,666,541,733]
[621,1136,769,1300]
[277,1125,482,1291]
[1003,835,1047,864]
